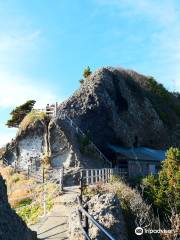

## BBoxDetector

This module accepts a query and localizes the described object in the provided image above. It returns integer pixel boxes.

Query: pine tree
[6,100,36,128]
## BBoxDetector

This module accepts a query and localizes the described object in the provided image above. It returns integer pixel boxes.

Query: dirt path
[30,186,80,240]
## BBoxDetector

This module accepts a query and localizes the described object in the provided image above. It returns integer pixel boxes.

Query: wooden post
[110,168,113,178]
[102,168,104,183]
[103,168,106,183]
[100,169,102,182]
[76,127,79,133]
[14,160,17,173]
[43,190,46,216]
[95,169,98,183]
[59,166,64,191]
[59,168,62,191]
[91,170,93,184]
[80,170,83,202]
[86,170,89,185]
[98,169,101,182]
[43,166,45,184]
[103,169,105,183]
[105,168,107,183]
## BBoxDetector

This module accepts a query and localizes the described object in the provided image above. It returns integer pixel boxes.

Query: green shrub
[147,77,180,125]
[83,66,92,78]
[148,77,170,100]
[143,147,180,215]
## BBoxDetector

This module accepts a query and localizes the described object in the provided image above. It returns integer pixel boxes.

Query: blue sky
[0,0,180,146]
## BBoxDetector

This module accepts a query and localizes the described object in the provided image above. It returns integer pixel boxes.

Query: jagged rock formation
[59,67,180,150]
[0,175,37,240]
[69,193,128,240]
[3,67,180,170]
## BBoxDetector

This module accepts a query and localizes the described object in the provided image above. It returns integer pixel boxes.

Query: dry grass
[19,110,46,131]
[0,165,36,205]
[84,176,159,240]
[0,165,59,224]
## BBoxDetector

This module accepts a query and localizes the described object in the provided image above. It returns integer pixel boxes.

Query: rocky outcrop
[0,175,37,240]
[69,193,128,240]
[3,67,180,170]
[58,67,180,150]
[3,118,79,170]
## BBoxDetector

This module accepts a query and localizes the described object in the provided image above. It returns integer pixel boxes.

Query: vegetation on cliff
[146,77,180,125]
[0,165,58,224]
[6,100,36,128]
[19,110,46,132]
[83,66,92,78]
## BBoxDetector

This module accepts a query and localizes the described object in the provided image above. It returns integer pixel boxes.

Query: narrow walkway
[30,186,80,240]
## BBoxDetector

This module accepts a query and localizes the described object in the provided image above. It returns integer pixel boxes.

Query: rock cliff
[0,175,37,240]
[59,67,180,150]
[3,67,180,169]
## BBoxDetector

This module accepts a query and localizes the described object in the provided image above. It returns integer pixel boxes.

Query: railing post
[95,169,98,184]
[14,160,16,172]
[91,169,94,184]
[105,168,107,183]
[110,168,113,178]
[104,168,106,183]
[76,127,79,133]
[86,170,89,185]
[84,204,89,236]
[43,166,45,184]
[43,190,46,216]
[59,167,64,192]
[80,170,83,202]
[98,169,100,182]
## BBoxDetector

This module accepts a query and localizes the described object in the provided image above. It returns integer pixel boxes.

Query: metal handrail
[77,196,116,240]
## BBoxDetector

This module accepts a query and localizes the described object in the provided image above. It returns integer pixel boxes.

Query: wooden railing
[35,102,58,118]
[80,167,128,186]
[59,113,112,168]
[77,196,116,240]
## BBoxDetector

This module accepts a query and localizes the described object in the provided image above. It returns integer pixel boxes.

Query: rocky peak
[3,66,180,171]
[58,67,180,150]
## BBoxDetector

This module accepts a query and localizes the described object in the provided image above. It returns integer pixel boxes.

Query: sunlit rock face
[59,67,180,150]
[3,120,45,169]
[3,67,180,169]
[3,118,79,170]
[18,136,43,169]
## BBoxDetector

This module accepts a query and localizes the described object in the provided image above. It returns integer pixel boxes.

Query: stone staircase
[30,186,80,240]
